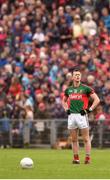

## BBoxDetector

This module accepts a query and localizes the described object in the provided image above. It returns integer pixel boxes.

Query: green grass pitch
[0,148,110,179]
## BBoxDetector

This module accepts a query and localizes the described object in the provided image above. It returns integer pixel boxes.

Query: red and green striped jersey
[65,83,94,113]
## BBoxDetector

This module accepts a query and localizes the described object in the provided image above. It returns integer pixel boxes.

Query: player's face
[72,71,81,82]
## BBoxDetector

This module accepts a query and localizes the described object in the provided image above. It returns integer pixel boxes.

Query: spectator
[8,76,22,99]
[82,13,97,36]
[101,7,110,32]
[82,0,94,14]
[0,0,109,122]
[33,27,45,46]
[0,26,7,51]
[73,14,83,38]
[95,0,109,15]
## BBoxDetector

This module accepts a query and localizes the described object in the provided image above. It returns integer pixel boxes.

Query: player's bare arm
[89,92,100,111]
[62,95,68,111]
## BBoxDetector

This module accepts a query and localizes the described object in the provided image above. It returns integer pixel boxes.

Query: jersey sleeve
[64,88,69,97]
[86,86,94,96]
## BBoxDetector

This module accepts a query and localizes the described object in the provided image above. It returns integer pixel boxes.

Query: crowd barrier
[0,118,110,148]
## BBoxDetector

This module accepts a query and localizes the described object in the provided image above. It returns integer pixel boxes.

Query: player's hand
[66,109,71,115]
[80,109,90,116]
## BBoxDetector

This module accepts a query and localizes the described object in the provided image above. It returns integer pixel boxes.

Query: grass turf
[0,148,110,179]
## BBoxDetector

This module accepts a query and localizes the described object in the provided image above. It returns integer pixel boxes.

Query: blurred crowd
[0,0,110,123]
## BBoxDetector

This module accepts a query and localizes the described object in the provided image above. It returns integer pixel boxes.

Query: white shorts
[68,113,89,129]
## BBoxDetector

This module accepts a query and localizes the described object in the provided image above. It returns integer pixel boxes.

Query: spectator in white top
[82,13,97,36]
[32,27,45,46]
[82,0,94,14]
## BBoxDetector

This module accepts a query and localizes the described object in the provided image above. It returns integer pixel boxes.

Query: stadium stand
[0,0,110,148]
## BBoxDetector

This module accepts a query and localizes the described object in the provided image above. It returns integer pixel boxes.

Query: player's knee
[72,138,78,143]
[83,137,90,143]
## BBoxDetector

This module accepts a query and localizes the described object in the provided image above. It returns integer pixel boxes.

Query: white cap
[85,13,92,19]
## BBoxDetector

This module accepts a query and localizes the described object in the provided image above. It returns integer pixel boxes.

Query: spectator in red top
[9,76,22,99]
[58,0,67,6]
[0,26,7,48]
